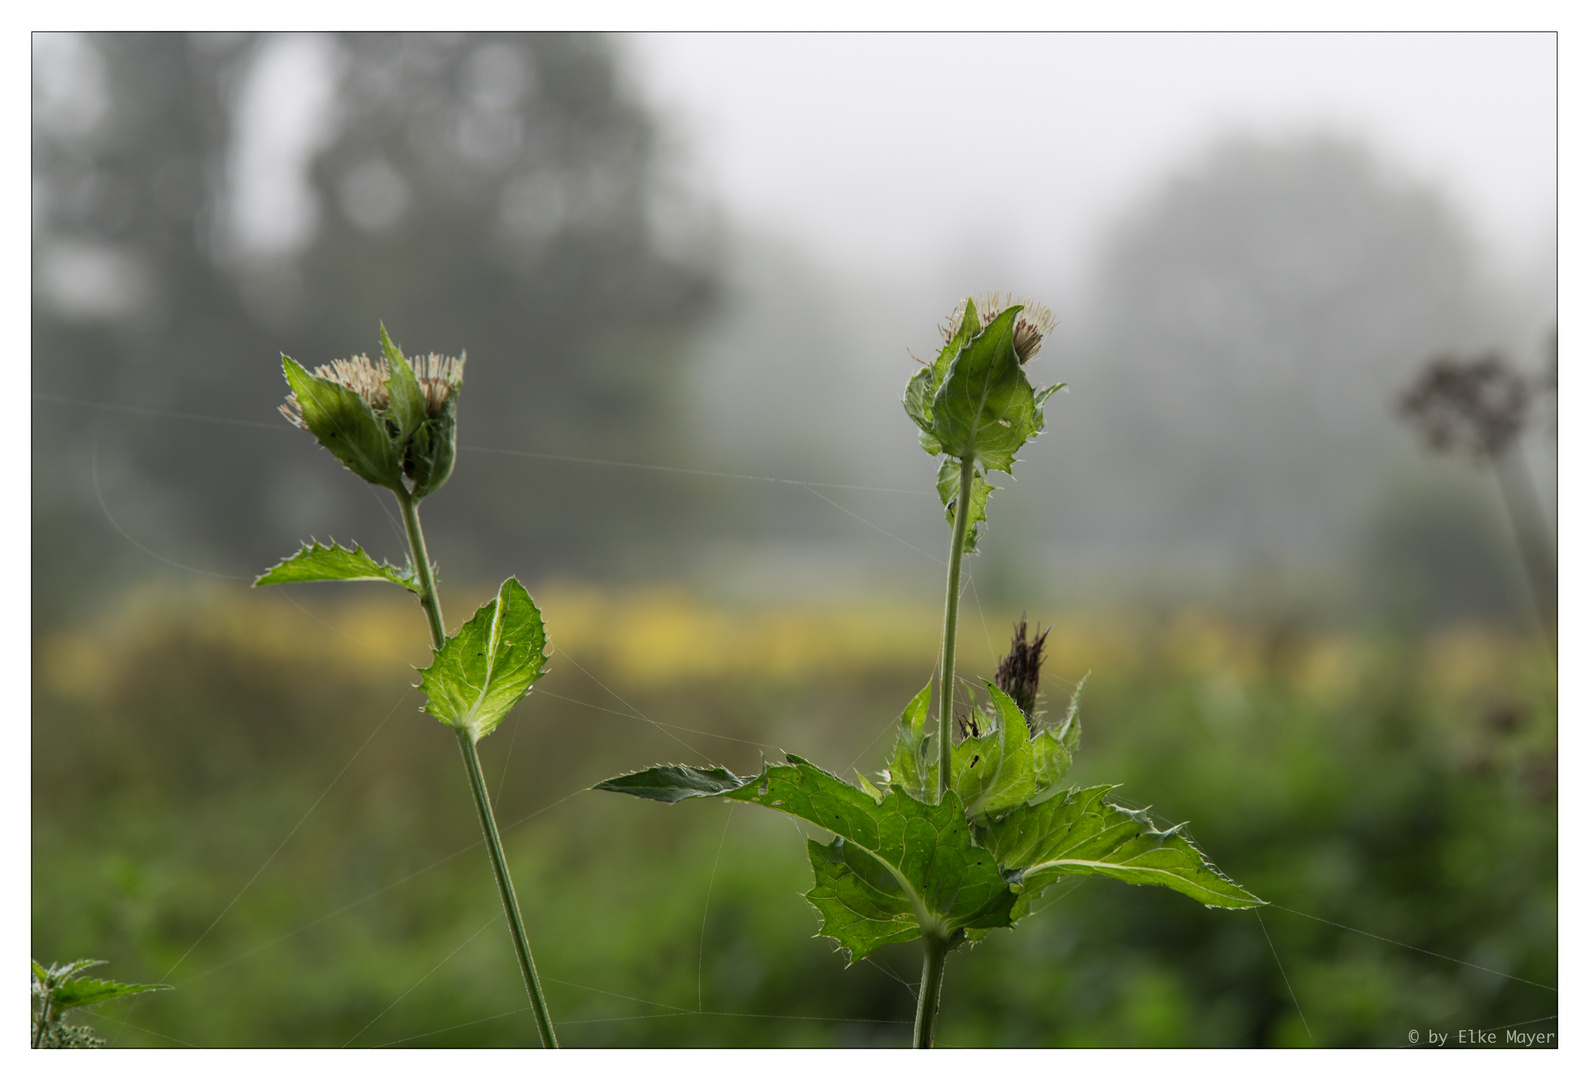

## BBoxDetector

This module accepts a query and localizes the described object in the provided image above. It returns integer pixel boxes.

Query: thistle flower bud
[410,351,467,417]
[278,325,465,498]
[278,353,391,429]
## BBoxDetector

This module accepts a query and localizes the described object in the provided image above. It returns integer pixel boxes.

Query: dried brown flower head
[1398,352,1530,459]
[994,615,1050,730]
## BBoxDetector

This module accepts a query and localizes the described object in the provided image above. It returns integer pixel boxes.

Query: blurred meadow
[32,32,1556,1048]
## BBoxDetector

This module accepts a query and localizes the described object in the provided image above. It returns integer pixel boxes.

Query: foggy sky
[623,33,1555,289]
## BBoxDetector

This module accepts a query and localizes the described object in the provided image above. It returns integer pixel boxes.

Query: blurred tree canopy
[33,33,718,622]
[1039,135,1540,623]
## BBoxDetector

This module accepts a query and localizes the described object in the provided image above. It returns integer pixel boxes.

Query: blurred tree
[1045,134,1520,620]
[33,33,261,620]
[33,33,718,623]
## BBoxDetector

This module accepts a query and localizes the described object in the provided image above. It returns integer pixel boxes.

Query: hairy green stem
[32,1001,51,1048]
[937,455,976,800]
[396,489,447,649]
[921,457,974,1046]
[455,728,559,1048]
[397,488,559,1048]
[913,933,950,1048]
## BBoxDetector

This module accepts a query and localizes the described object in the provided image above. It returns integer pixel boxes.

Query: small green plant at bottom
[254,326,558,1047]
[32,959,168,1048]
[597,296,1262,1047]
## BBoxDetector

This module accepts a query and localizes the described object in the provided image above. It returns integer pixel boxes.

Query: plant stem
[396,487,559,1048]
[32,1001,50,1048]
[921,458,974,1045]
[396,489,447,650]
[937,455,976,800]
[455,727,559,1048]
[913,933,950,1048]
[1491,445,1556,649]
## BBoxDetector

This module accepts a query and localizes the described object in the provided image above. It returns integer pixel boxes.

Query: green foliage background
[32,588,1556,1047]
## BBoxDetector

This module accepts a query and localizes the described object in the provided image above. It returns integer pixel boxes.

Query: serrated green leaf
[952,683,1036,820]
[380,324,428,443]
[50,976,169,1012]
[936,457,996,553]
[1033,381,1067,430]
[253,539,419,592]
[933,299,981,387]
[905,367,945,455]
[977,785,1263,911]
[1031,674,1086,798]
[929,306,1040,474]
[1029,731,1071,800]
[594,763,751,802]
[903,299,979,456]
[887,682,935,801]
[282,355,404,490]
[36,958,106,985]
[418,577,548,742]
[854,770,885,804]
[904,366,935,433]
[596,754,1018,960]
[732,758,1015,960]
[805,836,927,959]
[1056,674,1086,757]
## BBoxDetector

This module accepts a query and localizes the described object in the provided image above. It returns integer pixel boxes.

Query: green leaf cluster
[32,959,168,1048]
[903,300,1064,552]
[419,577,549,743]
[599,757,1014,960]
[596,682,1260,963]
[280,324,460,498]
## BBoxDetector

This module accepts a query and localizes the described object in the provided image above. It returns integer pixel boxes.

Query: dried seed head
[411,351,466,416]
[994,615,1050,730]
[941,292,1056,363]
[1010,304,1055,364]
[1398,352,1530,459]
[279,353,391,428]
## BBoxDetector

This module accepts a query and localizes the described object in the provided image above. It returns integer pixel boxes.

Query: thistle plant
[32,959,168,1048]
[1398,347,1557,640]
[597,297,1261,1047]
[256,326,558,1047]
